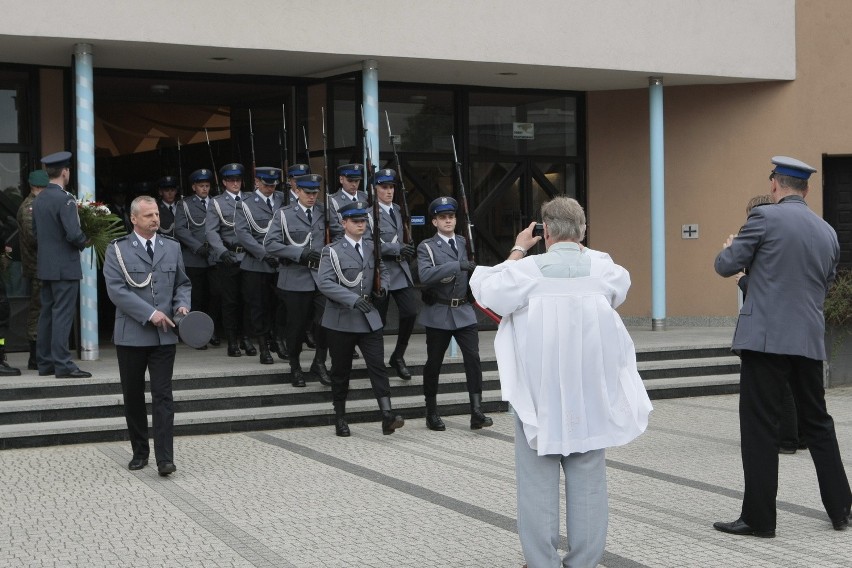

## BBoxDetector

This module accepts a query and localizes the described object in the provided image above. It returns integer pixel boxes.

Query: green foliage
[78,202,126,268]
[824,269,852,327]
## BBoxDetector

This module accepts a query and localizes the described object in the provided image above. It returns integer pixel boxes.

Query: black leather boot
[388,351,412,381]
[310,348,331,386]
[226,333,242,357]
[378,396,404,435]
[0,346,21,376]
[304,329,317,349]
[425,396,445,431]
[241,336,257,356]
[257,337,274,365]
[273,334,288,360]
[334,402,350,437]
[289,357,306,387]
[27,340,37,370]
[470,393,493,430]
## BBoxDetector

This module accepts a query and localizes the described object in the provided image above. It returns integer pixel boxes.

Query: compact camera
[532,223,544,237]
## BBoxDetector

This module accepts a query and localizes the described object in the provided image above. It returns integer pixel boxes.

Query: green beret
[28,170,49,187]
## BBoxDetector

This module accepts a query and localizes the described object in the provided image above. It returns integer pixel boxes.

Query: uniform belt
[227,244,245,253]
[360,294,373,304]
[433,297,468,307]
[382,255,403,263]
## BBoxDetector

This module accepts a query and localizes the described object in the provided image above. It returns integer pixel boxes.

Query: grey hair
[130,195,157,216]
[773,173,807,192]
[541,196,586,241]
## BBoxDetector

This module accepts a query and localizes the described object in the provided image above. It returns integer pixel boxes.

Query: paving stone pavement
[2,387,852,567]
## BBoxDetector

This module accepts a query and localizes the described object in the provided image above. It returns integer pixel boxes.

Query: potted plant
[824,269,852,386]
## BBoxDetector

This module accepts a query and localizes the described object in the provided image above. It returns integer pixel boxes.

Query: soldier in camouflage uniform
[16,170,49,371]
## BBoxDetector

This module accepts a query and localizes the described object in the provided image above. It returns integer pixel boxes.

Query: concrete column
[75,43,99,359]
[362,59,380,173]
[649,77,666,331]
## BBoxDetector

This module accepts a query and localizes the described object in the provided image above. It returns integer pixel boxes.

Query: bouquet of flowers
[77,200,126,267]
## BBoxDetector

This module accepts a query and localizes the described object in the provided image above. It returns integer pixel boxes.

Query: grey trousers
[514,413,608,568]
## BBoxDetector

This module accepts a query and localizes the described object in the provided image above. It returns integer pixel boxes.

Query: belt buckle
[450,298,460,307]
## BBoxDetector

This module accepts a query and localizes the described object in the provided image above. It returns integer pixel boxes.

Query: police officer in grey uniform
[103,195,191,476]
[206,162,254,357]
[417,197,492,431]
[234,166,285,364]
[174,169,216,348]
[329,163,370,242]
[284,163,309,206]
[32,151,92,378]
[317,201,404,437]
[264,173,330,387]
[157,176,180,237]
[373,168,417,380]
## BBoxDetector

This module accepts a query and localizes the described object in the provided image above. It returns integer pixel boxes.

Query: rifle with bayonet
[204,128,221,191]
[248,109,257,185]
[450,134,501,324]
[361,105,382,297]
[321,107,332,246]
[302,125,310,166]
[279,104,289,199]
[176,139,185,195]
[384,111,411,245]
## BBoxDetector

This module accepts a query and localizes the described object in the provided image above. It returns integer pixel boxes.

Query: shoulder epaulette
[159,234,179,242]
[110,234,130,245]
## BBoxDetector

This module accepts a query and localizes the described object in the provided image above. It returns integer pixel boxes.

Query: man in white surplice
[470,197,652,568]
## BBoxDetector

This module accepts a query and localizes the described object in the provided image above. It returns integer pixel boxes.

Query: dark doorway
[823,155,852,269]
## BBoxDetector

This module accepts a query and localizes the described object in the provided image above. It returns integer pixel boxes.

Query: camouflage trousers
[26,277,42,341]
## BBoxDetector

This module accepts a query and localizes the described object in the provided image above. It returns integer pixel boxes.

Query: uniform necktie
[202,199,207,210]
[266,197,273,209]
[449,238,458,256]
[146,240,154,260]
[352,196,357,202]
[306,208,313,223]
[168,205,174,215]
[234,195,241,202]
[355,243,362,258]
[389,208,398,229]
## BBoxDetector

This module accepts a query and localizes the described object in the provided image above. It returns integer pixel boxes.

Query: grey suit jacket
[417,233,477,330]
[715,195,838,360]
[328,188,373,242]
[317,238,389,333]
[378,203,413,290]
[174,195,213,268]
[206,191,248,264]
[31,184,87,281]
[234,190,285,273]
[264,202,327,292]
[103,234,191,347]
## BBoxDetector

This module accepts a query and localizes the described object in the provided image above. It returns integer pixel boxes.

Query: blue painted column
[649,77,666,331]
[75,43,99,359]
[362,60,380,172]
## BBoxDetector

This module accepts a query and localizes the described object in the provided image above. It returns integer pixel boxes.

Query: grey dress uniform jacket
[378,203,413,290]
[234,190,285,273]
[103,234,192,346]
[157,200,178,237]
[715,195,838,360]
[31,183,87,280]
[264,202,327,292]
[174,195,213,268]
[317,238,389,333]
[417,234,477,330]
[206,191,248,264]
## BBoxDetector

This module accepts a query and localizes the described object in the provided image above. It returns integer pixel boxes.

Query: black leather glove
[263,255,280,268]
[219,250,237,265]
[372,288,387,301]
[196,242,210,256]
[307,250,322,264]
[299,247,311,265]
[354,298,373,313]
[399,243,416,259]
[461,260,477,272]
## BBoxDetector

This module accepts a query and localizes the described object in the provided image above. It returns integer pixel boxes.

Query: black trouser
[325,328,390,405]
[779,380,800,449]
[375,285,417,356]
[185,266,212,316]
[739,350,852,530]
[216,262,243,336]
[116,344,176,465]
[422,324,482,398]
[242,271,276,337]
[277,288,327,359]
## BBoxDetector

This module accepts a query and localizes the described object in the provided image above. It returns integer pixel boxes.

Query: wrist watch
[509,245,526,257]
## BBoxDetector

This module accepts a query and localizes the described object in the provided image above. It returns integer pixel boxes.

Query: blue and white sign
[411,215,426,226]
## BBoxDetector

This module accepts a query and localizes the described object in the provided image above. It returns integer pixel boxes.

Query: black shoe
[196,345,208,351]
[157,462,177,476]
[335,417,351,437]
[227,342,242,357]
[713,518,775,538]
[274,338,288,360]
[128,457,148,470]
[779,446,797,454]
[304,330,317,349]
[311,362,331,386]
[28,360,37,371]
[291,369,306,388]
[38,368,55,376]
[470,409,493,430]
[209,334,220,347]
[0,361,21,376]
[241,337,257,356]
[426,412,446,431]
[388,354,412,381]
[382,412,404,435]
[831,506,851,531]
[56,369,92,379]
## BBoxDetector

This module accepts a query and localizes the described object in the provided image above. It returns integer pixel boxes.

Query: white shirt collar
[438,233,456,245]
[344,235,363,250]
[379,202,393,215]
[135,232,156,247]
